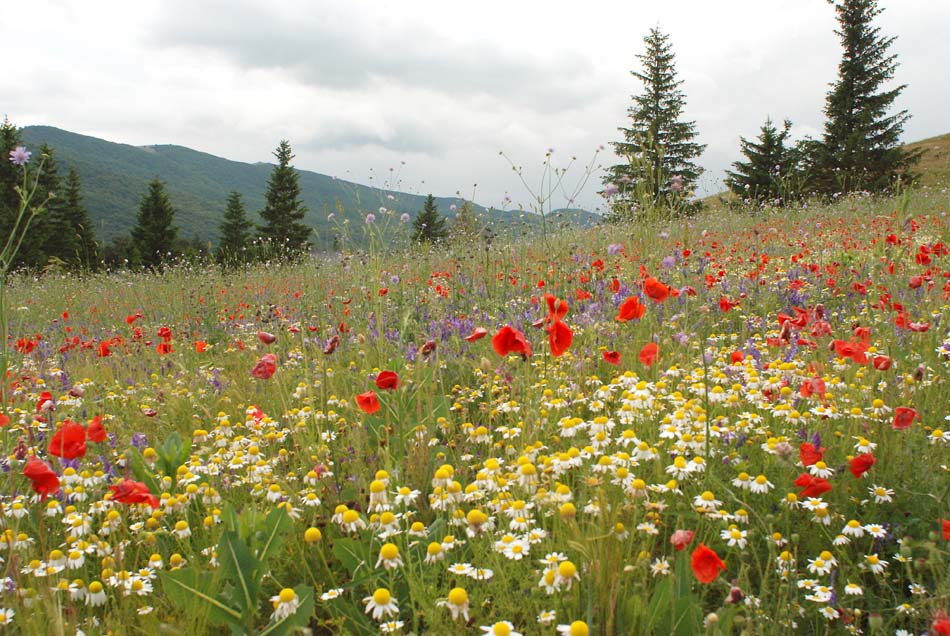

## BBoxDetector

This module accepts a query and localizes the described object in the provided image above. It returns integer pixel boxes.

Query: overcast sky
[4,0,947,211]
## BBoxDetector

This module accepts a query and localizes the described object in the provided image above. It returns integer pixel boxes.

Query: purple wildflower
[365,213,376,224]
[8,146,30,166]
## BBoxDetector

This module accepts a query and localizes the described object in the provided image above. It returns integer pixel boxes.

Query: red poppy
[799,377,826,401]
[638,342,659,366]
[23,456,60,500]
[941,519,950,541]
[670,529,694,551]
[110,479,160,507]
[0,414,8,427]
[730,351,744,364]
[794,473,832,498]
[691,543,726,584]
[643,277,670,303]
[87,415,107,443]
[892,406,918,430]
[126,313,143,325]
[97,340,112,357]
[933,617,950,636]
[36,391,53,412]
[250,353,278,380]
[194,341,208,353]
[356,390,381,414]
[616,296,646,322]
[258,331,276,344]
[849,453,876,478]
[719,297,739,312]
[799,442,825,466]
[832,339,869,364]
[375,371,399,391]
[48,420,87,459]
[872,355,892,370]
[603,350,621,365]
[547,320,573,357]
[323,335,340,355]
[492,325,532,358]
[421,340,437,356]
[157,326,173,342]
[156,342,174,355]
[465,327,488,342]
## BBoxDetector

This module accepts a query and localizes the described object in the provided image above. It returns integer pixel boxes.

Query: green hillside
[20,126,599,250]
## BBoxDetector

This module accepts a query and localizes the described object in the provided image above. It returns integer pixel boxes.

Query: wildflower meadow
[2,154,949,635]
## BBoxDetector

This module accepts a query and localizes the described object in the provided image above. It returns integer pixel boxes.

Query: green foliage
[814,0,921,193]
[605,27,705,212]
[160,507,313,635]
[217,191,253,265]
[258,140,311,257]
[726,117,804,205]
[131,177,178,269]
[411,194,448,244]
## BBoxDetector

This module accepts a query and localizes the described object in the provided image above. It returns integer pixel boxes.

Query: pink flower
[670,529,694,551]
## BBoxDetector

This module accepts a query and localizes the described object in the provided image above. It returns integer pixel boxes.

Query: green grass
[2,189,949,635]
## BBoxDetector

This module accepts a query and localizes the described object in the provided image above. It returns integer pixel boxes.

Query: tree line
[0,132,468,270]
[603,0,921,219]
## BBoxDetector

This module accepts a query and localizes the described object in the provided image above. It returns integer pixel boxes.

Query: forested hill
[20,126,599,250]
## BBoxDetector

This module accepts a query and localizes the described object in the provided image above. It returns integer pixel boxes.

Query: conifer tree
[605,27,705,209]
[34,144,78,267]
[217,191,252,265]
[815,0,919,193]
[726,118,800,205]
[131,178,178,269]
[449,201,480,244]
[0,117,22,241]
[412,195,448,244]
[61,166,98,269]
[258,140,311,257]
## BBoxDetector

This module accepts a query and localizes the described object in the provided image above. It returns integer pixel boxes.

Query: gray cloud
[148,0,603,112]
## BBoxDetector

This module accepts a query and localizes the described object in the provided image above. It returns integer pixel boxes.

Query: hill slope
[20,126,599,250]
[904,132,950,189]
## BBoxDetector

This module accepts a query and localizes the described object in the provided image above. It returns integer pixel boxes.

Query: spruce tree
[605,27,705,210]
[726,118,800,205]
[0,117,23,242]
[216,191,252,265]
[61,166,98,269]
[34,144,79,267]
[258,140,311,257]
[131,178,178,269]
[412,195,448,244]
[815,0,919,193]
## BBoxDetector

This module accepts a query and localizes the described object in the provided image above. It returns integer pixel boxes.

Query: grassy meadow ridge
[2,187,949,635]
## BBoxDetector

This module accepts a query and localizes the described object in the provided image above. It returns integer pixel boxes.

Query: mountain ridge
[19,126,600,251]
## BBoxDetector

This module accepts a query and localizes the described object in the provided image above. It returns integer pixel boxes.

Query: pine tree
[131,178,178,269]
[61,166,98,269]
[449,201,480,244]
[605,27,705,211]
[216,191,252,265]
[726,118,801,205]
[412,195,448,244]
[258,140,311,257]
[815,0,919,193]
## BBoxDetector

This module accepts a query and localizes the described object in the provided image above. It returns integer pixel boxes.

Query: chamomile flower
[376,543,404,570]
[364,588,398,621]
[557,621,589,636]
[480,621,522,636]
[869,485,894,503]
[438,587,469,621]
[863,553,888,574]
[270,588,300,621]
[320,588,344,601]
